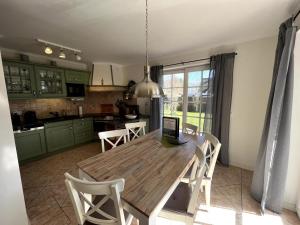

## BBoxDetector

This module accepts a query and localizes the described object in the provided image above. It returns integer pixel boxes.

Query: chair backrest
[187,146,206,214]
[64,172,126,225]
[182,123,198,135]
[98,129,127,153]
[125,121,146,141]
[202,132,221,179]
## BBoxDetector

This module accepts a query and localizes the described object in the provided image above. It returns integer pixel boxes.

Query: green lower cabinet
[73,118,94,144]
[45,121,75,152]
[14,128,46,161]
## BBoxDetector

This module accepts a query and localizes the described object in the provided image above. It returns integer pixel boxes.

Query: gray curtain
[251,17,297,213]
[149,65,163,131]
[208,53,236,166]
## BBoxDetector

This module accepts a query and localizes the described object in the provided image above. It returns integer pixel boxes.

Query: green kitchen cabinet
[45,121,75,152]
[65,69,90,85]
[3,61,37,99]
[35,66,67,98]
[73,117,94,144]
[14,128,47,161]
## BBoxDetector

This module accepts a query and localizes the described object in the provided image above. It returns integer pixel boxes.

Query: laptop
[162,117,189,145]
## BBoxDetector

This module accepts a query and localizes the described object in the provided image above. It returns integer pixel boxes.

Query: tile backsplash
[9,92,134,119]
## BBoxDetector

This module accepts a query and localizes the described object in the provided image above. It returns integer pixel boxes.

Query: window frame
[162,64,210,131]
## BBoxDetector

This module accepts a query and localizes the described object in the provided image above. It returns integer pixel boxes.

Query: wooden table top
[77,129,204,217]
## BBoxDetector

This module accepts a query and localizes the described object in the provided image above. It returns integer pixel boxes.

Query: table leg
[123,201,156,225]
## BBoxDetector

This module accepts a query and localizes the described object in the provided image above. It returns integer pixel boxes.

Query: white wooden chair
[159,146,206,225]
[125,121,146,141]
[182,132,221,207]
[64,172,133,225]
[98,129,127,153]
[182,123,198,135]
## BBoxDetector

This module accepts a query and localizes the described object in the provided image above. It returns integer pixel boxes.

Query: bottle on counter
[78,106,83,117]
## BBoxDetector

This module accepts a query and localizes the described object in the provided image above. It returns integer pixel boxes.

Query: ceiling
[0,0,298,65]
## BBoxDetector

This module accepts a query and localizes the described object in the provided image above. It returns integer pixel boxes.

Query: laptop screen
[162,117,179,138]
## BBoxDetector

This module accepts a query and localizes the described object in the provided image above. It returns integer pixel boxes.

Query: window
[162,65,212,132]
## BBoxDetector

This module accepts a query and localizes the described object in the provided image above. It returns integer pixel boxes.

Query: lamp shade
[133,78,163,98]
[131,66,164,98]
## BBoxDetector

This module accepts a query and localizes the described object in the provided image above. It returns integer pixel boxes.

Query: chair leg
[205,182,211,207]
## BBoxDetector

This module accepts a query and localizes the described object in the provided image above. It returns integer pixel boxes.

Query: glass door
[186,67,212,132]
[162,70,184,129]
[3,62,36,98]
[35,66,66,97]
[162,65,212,132]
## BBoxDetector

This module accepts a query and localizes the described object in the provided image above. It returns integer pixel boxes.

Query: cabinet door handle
[70,127,73,130]
[33,90,36,96]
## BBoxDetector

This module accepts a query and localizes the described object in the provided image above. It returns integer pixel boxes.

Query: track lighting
[75,53,81,61]
[37,38,82,61]
[59,50,66,59]
[44,46,53,55]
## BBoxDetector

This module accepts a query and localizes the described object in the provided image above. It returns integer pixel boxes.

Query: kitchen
[5,54,150,163]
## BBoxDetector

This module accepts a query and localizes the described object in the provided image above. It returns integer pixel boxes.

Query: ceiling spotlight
[59,50,66,59]
[44,46,53,55]
[75,53,81,61]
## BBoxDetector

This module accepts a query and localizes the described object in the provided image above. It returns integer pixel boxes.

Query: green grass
[163,109,206,130]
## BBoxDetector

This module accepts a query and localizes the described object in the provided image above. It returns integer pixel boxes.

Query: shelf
[87,85,127,92]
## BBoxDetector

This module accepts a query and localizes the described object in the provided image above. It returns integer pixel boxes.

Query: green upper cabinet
[65,69,90,85]
[2,59,90,99]
[3,61,37,99]
[35,66,67,98]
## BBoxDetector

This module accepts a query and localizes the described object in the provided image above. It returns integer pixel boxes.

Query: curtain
[149,65,163,131]
[251,17,297,213]
[207,53,236,166]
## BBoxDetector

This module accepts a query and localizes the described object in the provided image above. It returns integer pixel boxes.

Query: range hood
[87,63,127,92]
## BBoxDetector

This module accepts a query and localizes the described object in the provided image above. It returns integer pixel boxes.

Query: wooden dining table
[77,129,204,225]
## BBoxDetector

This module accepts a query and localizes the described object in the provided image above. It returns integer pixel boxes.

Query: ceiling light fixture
[75,53,82,61]
[59,49,66,59]
[44,46,53,55]
[36,38,82,60]
[132,0,163,98]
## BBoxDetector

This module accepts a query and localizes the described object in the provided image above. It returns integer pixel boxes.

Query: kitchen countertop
[13,113,150,133]
[40,113,149,123]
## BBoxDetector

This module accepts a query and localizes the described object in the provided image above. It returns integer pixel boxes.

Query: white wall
[229,37,276,170]
[285,31,300,213]
[0,51,29,224]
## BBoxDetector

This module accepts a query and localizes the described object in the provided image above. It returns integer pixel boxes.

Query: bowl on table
[125,114,137,119]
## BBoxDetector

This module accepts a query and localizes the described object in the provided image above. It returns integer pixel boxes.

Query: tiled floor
[20,142,300,225]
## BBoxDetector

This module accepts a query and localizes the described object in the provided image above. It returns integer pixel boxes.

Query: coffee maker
[116,100,140,119]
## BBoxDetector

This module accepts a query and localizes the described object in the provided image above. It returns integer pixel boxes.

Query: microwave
[66,83,85,97]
